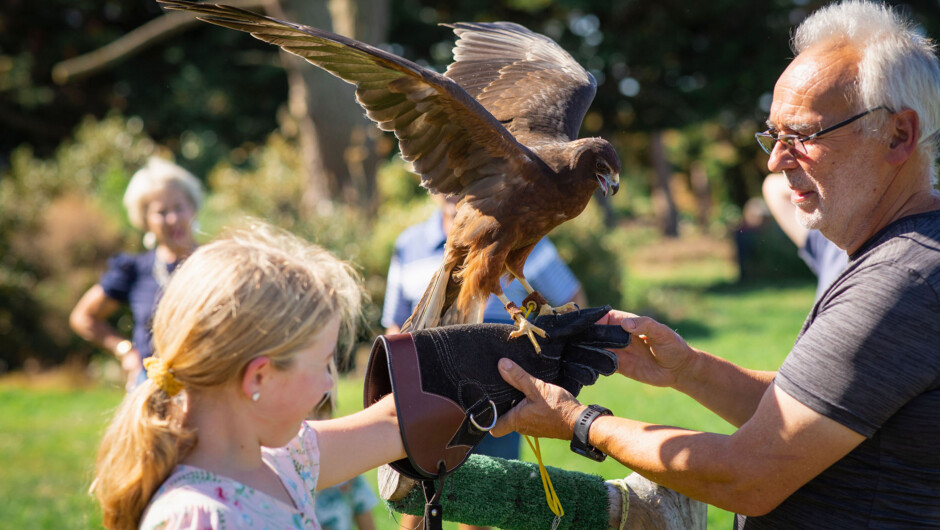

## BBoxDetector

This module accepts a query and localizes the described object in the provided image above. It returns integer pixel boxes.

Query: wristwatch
[115,339,133,358]
[570,404,612,461]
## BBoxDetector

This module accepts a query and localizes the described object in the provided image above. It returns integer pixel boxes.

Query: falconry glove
[363,305,629,481]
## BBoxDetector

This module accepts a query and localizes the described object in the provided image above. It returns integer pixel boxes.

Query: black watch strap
[570,404,612,461]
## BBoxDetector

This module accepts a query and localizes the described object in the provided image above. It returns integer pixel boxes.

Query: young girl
[91,222,404,529]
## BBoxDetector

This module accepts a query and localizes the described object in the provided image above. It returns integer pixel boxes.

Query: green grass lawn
[0,382,121,528]
[0,233,816,529]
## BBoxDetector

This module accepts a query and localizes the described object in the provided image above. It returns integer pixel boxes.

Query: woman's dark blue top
[98,251,179,371]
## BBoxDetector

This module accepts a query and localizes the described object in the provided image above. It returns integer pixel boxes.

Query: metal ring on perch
[469,400,498,431]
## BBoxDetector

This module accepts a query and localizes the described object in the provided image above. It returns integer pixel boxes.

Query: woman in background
[70,157,203,390]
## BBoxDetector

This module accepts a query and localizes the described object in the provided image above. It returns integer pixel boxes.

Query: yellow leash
[524,435,564,529]
[522,299,563,527]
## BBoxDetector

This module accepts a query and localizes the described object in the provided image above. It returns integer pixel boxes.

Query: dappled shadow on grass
[704,277,815,296]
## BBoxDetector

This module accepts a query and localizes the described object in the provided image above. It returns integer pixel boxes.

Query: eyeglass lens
[755,133,803,155]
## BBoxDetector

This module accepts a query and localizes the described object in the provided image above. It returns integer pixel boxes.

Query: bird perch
[378,456,707,530]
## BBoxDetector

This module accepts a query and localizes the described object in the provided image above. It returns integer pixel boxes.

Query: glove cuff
[364,333,478,481]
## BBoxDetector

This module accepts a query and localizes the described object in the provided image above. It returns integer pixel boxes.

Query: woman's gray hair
[792,1,940,183]
[123,157,204,230]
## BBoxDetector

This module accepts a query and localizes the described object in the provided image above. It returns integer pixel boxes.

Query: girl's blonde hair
[90,221,363,529]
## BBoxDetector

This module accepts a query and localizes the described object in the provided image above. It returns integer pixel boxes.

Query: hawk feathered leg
[512,271,580,317]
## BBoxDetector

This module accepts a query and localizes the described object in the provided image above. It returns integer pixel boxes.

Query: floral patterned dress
[140,422,322,529]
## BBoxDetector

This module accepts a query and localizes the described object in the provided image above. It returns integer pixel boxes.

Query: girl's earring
[252,392,260,402]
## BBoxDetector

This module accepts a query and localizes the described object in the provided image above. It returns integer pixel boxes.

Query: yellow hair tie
[144,356,184,396]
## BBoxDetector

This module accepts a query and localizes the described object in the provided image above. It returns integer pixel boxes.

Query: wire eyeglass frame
[755,106,893,155]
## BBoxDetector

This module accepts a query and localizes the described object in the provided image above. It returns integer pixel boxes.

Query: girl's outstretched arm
[312,395,405,490]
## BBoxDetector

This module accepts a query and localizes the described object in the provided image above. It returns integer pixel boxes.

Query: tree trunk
[690,159,711,228]
[649,130,679,237]
[267,0,388,215]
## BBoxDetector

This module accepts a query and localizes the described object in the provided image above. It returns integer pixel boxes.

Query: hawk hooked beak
[596,172,620,197]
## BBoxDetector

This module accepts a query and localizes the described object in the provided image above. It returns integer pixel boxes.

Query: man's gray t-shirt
[739,211,940,528]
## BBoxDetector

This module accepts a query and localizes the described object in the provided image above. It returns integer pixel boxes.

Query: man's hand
[596,311,696,389]
[491,358,586,440]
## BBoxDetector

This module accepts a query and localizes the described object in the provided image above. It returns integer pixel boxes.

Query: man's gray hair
[793,0,940,183]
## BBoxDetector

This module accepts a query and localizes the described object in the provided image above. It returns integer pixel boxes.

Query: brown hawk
[159,1,621,351]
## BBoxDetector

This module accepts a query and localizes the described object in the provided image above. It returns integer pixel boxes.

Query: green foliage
[6,0,940,219]
[0,108,813,371]
[734,222,815,283]
[384,0,820,212]
[0,0,285,175]
[0,113,161,370]
[0,111,436,369]
[550,201,628,308]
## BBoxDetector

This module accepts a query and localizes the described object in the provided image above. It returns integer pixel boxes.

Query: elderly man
[492,1,940,527]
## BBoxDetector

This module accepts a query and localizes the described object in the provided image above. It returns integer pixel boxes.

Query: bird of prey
[159,1,621,352]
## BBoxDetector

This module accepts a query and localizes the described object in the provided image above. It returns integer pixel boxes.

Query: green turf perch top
[379,454,706,529]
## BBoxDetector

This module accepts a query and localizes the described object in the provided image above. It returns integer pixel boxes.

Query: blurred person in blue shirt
[763,173,847,300]
[382,194,585,530]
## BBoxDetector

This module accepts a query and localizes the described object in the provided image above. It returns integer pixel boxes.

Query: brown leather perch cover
[364,333,475,480]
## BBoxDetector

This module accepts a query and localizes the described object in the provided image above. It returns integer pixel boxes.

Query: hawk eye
[595,161,606,171]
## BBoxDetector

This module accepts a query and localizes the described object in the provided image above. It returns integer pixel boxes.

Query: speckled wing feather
[158,1,542,196]
[443,22,597,145]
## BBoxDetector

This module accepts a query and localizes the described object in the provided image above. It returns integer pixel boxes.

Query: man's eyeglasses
[755,106,893,155]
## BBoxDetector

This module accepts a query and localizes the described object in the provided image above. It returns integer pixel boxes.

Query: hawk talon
[508,316,547,353]
[546,302,580,318]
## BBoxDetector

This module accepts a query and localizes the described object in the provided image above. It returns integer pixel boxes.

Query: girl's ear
[241,356,271,401]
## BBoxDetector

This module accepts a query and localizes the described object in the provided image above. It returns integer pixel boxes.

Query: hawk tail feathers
[400,260,454,333]
[440,297,485,327]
